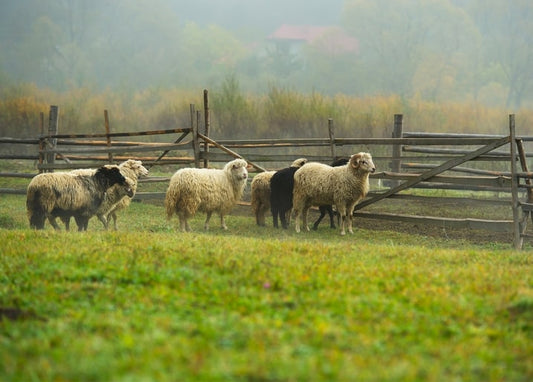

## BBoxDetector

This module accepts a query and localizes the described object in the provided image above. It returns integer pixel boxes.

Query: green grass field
[1,194,532,381]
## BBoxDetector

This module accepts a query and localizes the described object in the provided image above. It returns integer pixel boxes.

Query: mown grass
[0,194,532,381]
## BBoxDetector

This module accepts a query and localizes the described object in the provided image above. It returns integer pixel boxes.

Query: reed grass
[3,81,533,142]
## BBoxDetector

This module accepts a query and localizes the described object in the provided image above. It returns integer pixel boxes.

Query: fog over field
[0,0,532,108]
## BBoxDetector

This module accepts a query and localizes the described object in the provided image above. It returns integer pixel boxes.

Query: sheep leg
[75,215,89,232]
[257,204,267,226]
[337,204,347,236]
[204,212,212,230]
[48,216,62,230]
[272,207,279,228]
[59,216,70,231]
[30,214,46,230]
[280,208,289,229]
[327,206,337,229]
[293,201,306,233]
[28,208,46,230]
[97,214,109,230]
[177,212,188,232]
[293,207,301,233]
[220,214,228,230]
[302,208,309,231]
[179,218,188,232]
[312,208,325,230]
[302,202,312,232]
[312,206,327,230]
[284,209,292,227]
[347,202,357,234]
[109,212,118,230]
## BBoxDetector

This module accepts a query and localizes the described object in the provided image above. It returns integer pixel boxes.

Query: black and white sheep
[250,158,307,226]
[59,176,135,231]
[292,152,375,235]
[26,166,128,231]
[165,158,248,231]
[312,157,349,230]
[64,160,148,230]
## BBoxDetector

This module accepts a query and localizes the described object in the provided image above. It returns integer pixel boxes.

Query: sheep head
[225,159,248,182]
[120,159,149,177]
[122,177,135,198]
[350,152,376,174]
[95,166,128,189]
[290,158,308,168]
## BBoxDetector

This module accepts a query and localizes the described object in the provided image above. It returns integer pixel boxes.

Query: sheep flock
[26,153,375,235]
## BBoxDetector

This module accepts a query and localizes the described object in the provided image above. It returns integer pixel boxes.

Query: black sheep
[270,165,301,229]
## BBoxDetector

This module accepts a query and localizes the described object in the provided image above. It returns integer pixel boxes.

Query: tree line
[0,0,532,109]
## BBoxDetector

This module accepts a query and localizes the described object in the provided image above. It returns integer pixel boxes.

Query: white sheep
[68,159,148,230]
[26,166,128,231]
[103,160,148,229]
[292,152,375,235]
[250,158,307,226]
[165,158,248,231]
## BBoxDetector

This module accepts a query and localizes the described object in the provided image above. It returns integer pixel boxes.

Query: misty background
[0,0,532,109]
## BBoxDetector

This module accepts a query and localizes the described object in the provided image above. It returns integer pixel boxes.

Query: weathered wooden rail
[1,99,533,249]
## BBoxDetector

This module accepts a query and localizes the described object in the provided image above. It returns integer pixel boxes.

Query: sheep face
[232,163,248,182]
[350,152,375,174]
[96,166,128,188]
[121,177,135,198]
[226,159,248,182]
[121,159,149,177]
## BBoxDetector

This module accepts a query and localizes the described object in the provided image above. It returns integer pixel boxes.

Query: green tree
[468,0,533,108]
[341,0,481,100]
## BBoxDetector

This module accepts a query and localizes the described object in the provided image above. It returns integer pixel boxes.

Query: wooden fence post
[104,109,113,163]
[47,105,59,172]
[38,112,44,172]
[196,110,202,166]
[190,104,200,168]
[203,89,210,168]
[509,114,522,250]
[328,118,336,160]
[390,114,403,187]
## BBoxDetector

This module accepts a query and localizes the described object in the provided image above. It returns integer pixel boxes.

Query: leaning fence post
[104,109,113,164]
[328,118,336,160]
[203,89,210,168]
[190,104,200,168]
[46,105,59,172]
[390,114,403,187]
[509,114,522,250]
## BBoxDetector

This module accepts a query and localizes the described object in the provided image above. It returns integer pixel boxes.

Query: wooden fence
[1,101,533,249]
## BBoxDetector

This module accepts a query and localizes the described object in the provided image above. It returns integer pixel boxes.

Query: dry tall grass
[2,83,532,140]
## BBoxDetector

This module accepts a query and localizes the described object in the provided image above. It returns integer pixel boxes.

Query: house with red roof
[267,24,359,56]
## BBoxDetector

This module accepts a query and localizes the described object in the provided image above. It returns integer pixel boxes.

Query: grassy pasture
[0,194,532,381]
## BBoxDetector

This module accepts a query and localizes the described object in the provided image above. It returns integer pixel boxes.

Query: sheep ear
[351,155,360,168]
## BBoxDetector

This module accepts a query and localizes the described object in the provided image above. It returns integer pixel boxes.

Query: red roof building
[267,24,359,55]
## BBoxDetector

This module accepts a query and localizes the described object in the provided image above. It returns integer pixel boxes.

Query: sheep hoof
[340,231,346,236]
